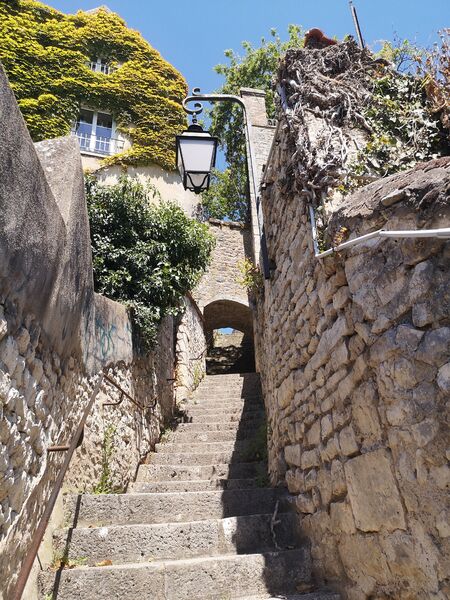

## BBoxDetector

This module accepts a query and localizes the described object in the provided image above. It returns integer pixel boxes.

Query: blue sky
[46,0,448,94]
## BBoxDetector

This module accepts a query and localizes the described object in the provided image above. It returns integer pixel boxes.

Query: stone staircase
[39,373,339,600]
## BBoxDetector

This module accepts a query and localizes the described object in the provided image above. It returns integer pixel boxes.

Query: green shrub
[86,176,215,349]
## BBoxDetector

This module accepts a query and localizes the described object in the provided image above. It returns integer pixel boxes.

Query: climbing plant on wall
[86,176,215,349]
[0,0,187,170]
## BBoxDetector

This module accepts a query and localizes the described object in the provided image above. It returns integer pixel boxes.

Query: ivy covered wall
[0,0,187,170]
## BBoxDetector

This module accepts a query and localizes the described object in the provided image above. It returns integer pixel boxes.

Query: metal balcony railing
[71,130,125,156]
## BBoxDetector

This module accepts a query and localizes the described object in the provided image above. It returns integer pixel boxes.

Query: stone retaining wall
[0,65,176,598]
[255,143,450,598]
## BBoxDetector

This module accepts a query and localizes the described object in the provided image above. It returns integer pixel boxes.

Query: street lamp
[176,119,218,195]
[178,88,270,279]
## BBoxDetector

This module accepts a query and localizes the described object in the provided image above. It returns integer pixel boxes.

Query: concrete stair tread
[53,512,300,565]
[239,594,340,600]
[136,462,267,482]
[154,440,257,453]
[46,548,305,571]
[39,548,311,600]
[64,488,289,526]
[174,422,262,430]
[149,451,262,466]
[130,478,259,492]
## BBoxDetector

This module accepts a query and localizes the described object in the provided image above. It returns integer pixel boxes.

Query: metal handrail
[12,375,104,600]
[12,370,153,599]
[103,373,155,411]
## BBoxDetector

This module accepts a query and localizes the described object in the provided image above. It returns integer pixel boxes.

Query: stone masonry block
[286,468,304,494]
[296,493,315,514]
[330,500,356,534]
[284,444,302,467]
[344,449,406,532]
[301,449,320,470]
[339,425,359,457]
[277,372,295,409]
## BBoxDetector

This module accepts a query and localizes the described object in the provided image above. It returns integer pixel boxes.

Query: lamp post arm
[182,88,269,278]
[182,91,246,115]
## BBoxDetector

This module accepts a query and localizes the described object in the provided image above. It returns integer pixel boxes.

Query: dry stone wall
[255,141,450,599]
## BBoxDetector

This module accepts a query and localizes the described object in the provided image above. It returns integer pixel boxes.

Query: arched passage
[203,299,255,375]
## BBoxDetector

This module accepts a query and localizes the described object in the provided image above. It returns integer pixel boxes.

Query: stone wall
[240,88,276,265]
[64,314,175,495]
[175,294,207,402]
[255,134,450,599]
[0,65,176,598]
[193,219,253,312]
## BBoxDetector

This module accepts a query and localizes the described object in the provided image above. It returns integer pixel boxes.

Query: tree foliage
[345,34,449,187]
[418,29,450,131]
[0,0,187,169]
[86,176,215,348]
[202,26,304,222]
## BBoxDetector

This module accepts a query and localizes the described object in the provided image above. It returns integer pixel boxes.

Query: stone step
[166,429,247,443]
[195,387,261,397]
[64,488,286,527]
[191,391,262,399]
[149,449,258,466]
[130,478,258,493]
[179,411,265,424]
[239,593,340,600]
[53,512,299,565]
[136,462,267,482]
[193,391,261,400]
[182,406,265,418]
[154,440,259,455]
[194,380,261,388]
[173,422,261,433]
[184,398,263,409]
[200,372,260,383]
[39,548,311,600]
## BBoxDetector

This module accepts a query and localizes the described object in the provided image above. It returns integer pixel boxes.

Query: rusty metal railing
[12,370,152,599]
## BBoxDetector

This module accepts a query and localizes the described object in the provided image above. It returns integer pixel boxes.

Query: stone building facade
[193,219,254,343]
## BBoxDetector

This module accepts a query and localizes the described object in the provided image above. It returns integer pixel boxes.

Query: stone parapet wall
[255,143,450,598]
[0,295,176,598]
[64,314,175,495]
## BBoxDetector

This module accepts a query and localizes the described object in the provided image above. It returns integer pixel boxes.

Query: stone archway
[203,299,255,374]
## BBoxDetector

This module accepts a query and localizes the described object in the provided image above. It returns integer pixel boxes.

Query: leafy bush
[346,73,445,186]
[86,176,215,348]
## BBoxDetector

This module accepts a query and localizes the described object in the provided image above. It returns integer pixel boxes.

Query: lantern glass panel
[178,134,216,172]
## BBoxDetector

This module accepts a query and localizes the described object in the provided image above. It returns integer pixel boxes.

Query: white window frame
[75,108,124,157]
[89,58,111,75]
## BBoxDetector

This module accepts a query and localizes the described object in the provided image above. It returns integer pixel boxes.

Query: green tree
[201,26,304,222]
[86,176,215,348]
